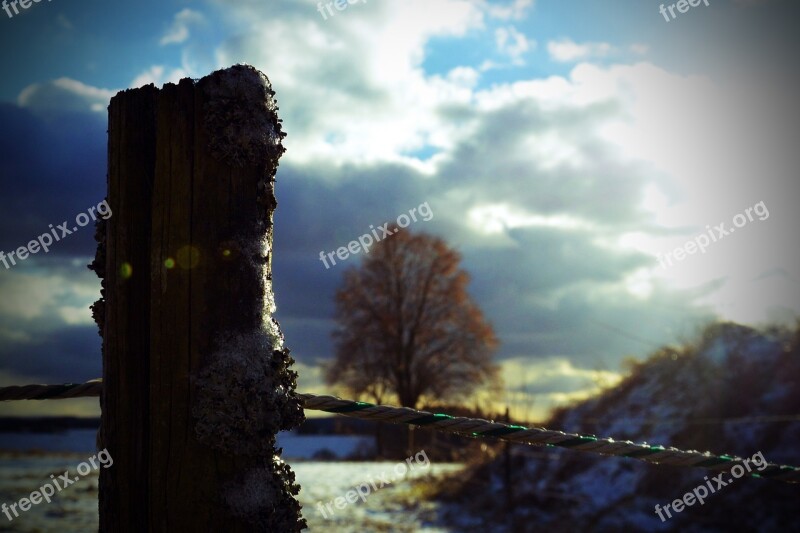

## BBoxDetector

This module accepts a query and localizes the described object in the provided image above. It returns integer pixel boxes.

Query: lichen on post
[97,65,305,532]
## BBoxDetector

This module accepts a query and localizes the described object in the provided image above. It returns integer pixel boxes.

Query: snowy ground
[0,453,101,533]
[0,431,464,532]
[295,461,463,532]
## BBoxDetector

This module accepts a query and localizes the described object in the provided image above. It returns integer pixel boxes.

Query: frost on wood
[192,231,305,527]
[237,234,280,322]
[191,64,303,457]
[188,64,304,530]
[192,229,303,456]
[198,64,286,169]
[222,464,303,530]
[192,328,303,457]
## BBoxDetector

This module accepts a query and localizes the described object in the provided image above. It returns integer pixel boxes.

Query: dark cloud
[0,326,100,383]
[0,103,107,258]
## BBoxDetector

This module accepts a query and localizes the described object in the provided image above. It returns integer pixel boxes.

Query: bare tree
[326,227,499,415]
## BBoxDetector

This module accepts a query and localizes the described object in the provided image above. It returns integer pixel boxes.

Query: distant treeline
[0,417,101,433]
[295,416,375,435]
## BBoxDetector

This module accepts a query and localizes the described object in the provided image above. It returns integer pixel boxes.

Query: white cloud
[160,8,205,46]
[486,0,534,20]
[445,66,480,88]
[17,78,116,114]
[130,65,190,89]
[212,0,486,166]
[58,306,94,325]
[0,268,100,328]
[468,204,595,235]
[495,26,533,64]
[547,39,612,62]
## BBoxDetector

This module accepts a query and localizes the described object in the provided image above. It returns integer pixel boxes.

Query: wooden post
[91,65,306,532]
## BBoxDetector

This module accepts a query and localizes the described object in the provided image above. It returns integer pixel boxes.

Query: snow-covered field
[296,461,463,532]
[0,431,463,532]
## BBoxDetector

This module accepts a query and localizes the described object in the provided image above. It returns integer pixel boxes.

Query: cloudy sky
[0,0,798,420]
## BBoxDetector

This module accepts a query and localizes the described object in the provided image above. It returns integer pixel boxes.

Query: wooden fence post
[91,65,306,532]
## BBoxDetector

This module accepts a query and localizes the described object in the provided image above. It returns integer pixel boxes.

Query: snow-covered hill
[436,322,800,532]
